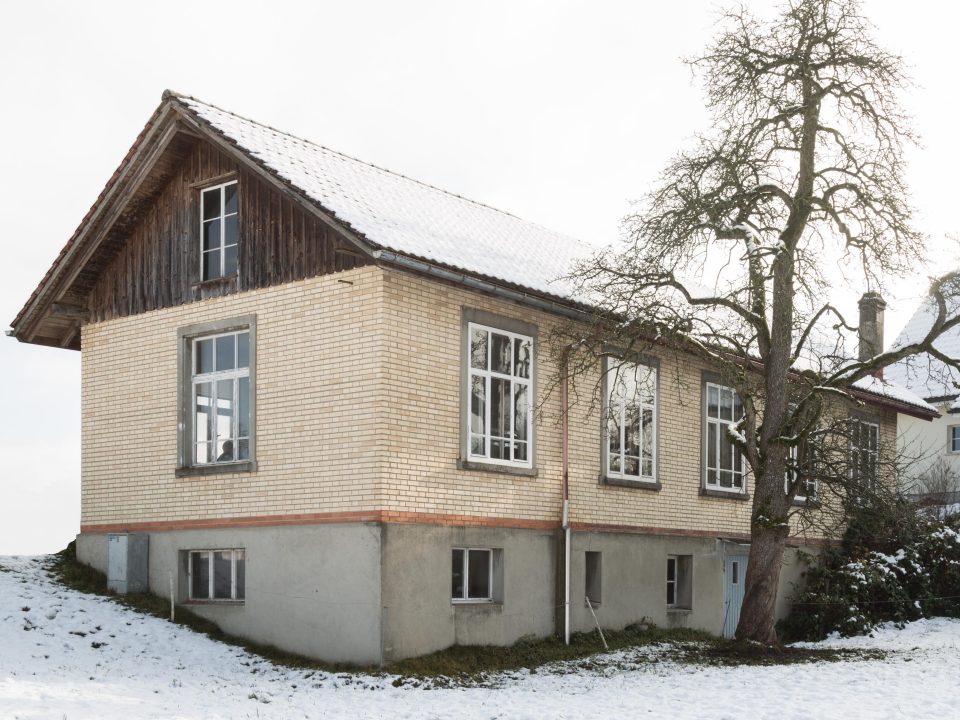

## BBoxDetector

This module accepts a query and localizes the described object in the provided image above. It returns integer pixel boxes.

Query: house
[887,297,960,506]
[8,92,938,665]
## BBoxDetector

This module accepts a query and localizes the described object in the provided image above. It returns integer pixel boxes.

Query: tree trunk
[735,519,790,644]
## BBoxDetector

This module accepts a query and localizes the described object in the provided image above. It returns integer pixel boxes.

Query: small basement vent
[106,533,149,594]
[585,551,602,606]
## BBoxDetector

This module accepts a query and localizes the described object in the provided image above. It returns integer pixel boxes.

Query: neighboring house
[8,92,938,665]
[887,297,960,496]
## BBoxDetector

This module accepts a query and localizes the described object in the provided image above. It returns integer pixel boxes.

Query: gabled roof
[10,91,594,347]
[177,96,595,302]
[886,296,960,401]
[7,92,937,420]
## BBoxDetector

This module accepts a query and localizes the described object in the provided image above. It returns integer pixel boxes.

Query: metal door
[107,533,128,593]
[723,554,748,639]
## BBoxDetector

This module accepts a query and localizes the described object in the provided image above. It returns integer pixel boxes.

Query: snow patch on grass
[3,555,960,719]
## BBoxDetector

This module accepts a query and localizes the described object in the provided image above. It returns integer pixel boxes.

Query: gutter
[371,249,589,322]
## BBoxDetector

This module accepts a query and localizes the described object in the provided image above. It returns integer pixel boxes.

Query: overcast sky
[1,1,958,554]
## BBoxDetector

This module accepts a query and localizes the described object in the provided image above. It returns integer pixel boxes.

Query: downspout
[560,347,571,645]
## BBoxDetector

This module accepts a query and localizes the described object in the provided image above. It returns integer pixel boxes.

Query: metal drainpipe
[560,349,571,645]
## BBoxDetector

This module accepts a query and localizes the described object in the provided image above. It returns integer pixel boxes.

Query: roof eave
[10,98,181,346]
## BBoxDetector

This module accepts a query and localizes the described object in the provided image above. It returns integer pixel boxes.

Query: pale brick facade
[80,266,386,529]
[80,262,897,538]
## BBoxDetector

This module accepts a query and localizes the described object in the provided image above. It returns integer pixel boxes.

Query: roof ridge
[173,92,593,251]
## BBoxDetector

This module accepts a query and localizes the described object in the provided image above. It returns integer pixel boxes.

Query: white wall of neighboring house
[897,400,960,490]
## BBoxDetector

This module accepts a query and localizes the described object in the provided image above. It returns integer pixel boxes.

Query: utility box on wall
[106,533,149,594]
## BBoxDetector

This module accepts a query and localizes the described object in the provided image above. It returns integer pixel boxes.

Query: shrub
[780,503,960,642]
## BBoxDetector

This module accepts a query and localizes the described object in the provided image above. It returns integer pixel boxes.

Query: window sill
[457,459,537,477]
[667,607,692,614]
[601,475,661,491]
[192,276,238,291]
[176,461,257,478]
[700,488,750,501]
[452,600,503,613]
[183,600,245,607]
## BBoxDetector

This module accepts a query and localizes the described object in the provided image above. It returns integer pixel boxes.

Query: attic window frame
[200,180,239,282]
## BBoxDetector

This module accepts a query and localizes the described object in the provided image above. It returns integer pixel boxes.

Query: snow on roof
[851,375,938,414]
[180,97,596,301]
[885,296,960,400]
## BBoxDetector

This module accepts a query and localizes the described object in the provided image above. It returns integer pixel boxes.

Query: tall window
[193,330,250,465]
[467,323,533,467]
[604,360,657,481]
[201,181,238,281]
[950,426,960,453]
[704,382,745,492]
[850,419,880,489]
[188,549,245,601]
[786,443,818,501]
[667,555,692,608]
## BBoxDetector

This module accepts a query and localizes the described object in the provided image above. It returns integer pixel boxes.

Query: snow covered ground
[2,556,959,720]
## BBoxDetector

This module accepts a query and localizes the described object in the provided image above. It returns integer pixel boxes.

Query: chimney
[858,292,886,372]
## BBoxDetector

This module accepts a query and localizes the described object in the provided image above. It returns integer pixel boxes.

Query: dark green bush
[780,504,960,642]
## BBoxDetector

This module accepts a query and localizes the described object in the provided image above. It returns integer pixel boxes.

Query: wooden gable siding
[86,138,368,323]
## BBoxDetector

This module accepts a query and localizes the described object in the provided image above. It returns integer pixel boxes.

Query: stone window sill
[457,459,537,477]
[700,488,750,501]
[176,461,257,478]
[601,476,661,491]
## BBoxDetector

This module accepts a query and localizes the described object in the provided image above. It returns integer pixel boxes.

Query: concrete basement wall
[77,522,383,666]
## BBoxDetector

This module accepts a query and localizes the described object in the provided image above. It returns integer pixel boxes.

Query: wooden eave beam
[18,103,181,343]
[51,302,90,321]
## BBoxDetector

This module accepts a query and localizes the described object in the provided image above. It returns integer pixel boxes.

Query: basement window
[667,555,692,609]
[201,181,239,281]
[187,549,245,601]
[585,551,602,606]
[452,548,503,603]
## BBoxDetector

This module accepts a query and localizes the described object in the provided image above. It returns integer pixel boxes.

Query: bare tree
[915,459,960,521]
[560,0,960,644]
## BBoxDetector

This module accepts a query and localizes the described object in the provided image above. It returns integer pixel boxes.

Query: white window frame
[603,360,658,482]
[950,426,960,454]
[667,554,693,609]
[666,556,678,607]
[187,548,245,602]
[191,329,251,466]
[704,381,746,493]
[200,180,239,280]
[451,547,494,603]
[785,443,818,502]
[849,419,880,489]
[466,322,534,468]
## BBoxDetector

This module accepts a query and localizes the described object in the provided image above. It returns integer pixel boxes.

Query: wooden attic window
[200,180,238,281]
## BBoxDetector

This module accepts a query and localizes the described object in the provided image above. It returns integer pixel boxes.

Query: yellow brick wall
[80,262,898,537]
[379,270,752,534]
[80,266,385,526]
[378,269,899,537]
